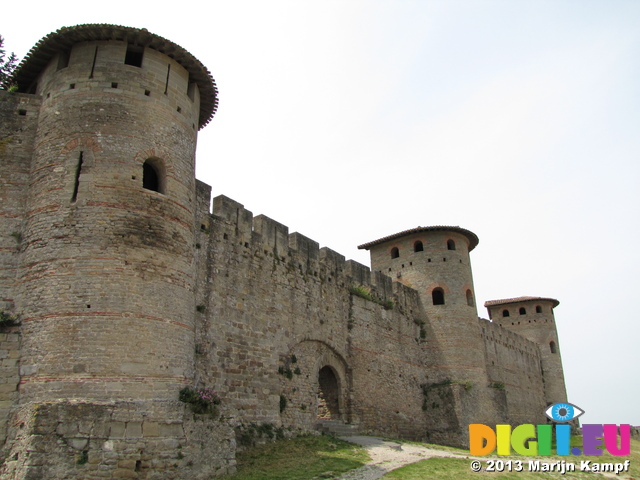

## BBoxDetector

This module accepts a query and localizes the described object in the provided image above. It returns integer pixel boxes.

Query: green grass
[382,438,640,480]
[215,434,639,480]
[217,434,370,480]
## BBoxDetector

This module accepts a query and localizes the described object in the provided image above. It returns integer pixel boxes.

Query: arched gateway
[280,340,349,427]
[317,365,341,419]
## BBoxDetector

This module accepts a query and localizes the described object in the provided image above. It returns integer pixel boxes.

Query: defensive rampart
[193,189,444,439]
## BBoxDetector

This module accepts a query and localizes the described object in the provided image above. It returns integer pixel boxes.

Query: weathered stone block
[142,421,160,437]
[109,422,126,439]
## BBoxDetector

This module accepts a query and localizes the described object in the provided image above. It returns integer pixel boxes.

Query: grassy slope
[215,435,639,480]
[383,438,640,480]
[216,434,370,480]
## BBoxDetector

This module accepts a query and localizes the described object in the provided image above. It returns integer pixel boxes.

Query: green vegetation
[0,35,18,90]
[0,310,19,326]
[218,435,370,480]
[278,355,300,379]
[212,432,639,480]
[383,438,640,479]
[236,423,288,448]
[413,318,427,340]
[349,284,394,310]
[76,450,89,465]
[178,386,220,416]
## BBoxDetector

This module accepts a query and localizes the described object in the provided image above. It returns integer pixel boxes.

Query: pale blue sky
[3,0,639,426]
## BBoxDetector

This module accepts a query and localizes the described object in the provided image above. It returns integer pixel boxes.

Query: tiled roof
[484,296,560,308]
[7,24,218,129]
[358,226,479,251]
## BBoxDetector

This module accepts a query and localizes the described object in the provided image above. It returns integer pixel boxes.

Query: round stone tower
[359,227,498,426]
[485,297,568,406]
[12,24,218,403]
[360,226,479,310]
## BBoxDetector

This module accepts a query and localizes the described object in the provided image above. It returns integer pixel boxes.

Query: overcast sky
[2,0,639,427]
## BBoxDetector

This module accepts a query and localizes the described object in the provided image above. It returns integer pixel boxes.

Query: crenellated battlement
[204,191,402,307]
[480,317,542,358]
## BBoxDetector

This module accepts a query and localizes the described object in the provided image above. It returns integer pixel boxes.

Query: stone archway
[281,340,349,427]
[317,365,340,420]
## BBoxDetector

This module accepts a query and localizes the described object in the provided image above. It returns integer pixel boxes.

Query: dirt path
[333,435,470,480]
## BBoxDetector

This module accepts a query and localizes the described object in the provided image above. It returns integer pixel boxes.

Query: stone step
[316,420,360,436]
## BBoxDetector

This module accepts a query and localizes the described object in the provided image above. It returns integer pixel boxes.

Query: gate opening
[317,366,340,420]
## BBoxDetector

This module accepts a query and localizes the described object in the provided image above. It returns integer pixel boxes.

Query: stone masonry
[0,24,569,479]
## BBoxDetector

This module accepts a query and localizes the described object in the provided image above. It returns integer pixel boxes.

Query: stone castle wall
[0,93,39,314]
[480,318,547,425]
[487,299,568,407]
[186,188,558,444]
[0,92,40,451]
[1,400,234,479]
[0,24,570,479]
[192,192,439,439]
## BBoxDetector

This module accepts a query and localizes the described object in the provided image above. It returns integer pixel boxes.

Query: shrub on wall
[179,387,221,416]
[0,311,19,327]
[348,284,394,310]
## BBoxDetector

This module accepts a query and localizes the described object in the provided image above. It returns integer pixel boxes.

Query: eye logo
[545,402,585,423]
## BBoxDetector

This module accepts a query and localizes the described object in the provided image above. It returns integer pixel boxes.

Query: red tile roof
[484,296,559,308]
[358,226,479,251]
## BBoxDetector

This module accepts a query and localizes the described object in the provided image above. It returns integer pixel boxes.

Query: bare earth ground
[333,436,470,480]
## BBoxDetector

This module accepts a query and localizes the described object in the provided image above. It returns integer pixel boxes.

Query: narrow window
[519,307,527,315]
[89,46,98,79]
[125,45,144,67]
[502,309,510,317]
[390,247,399,259]
[466,289,474,307]
[143,158,166,194]
[164,64,171,95]
[447,239,456,250]
[432,288,445,305]
[413,241,423,252]
[187,81,197,102]
[57,51,70,70]
[550,341,557,354]
[536,305,542,313]
[71,152,84,202]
